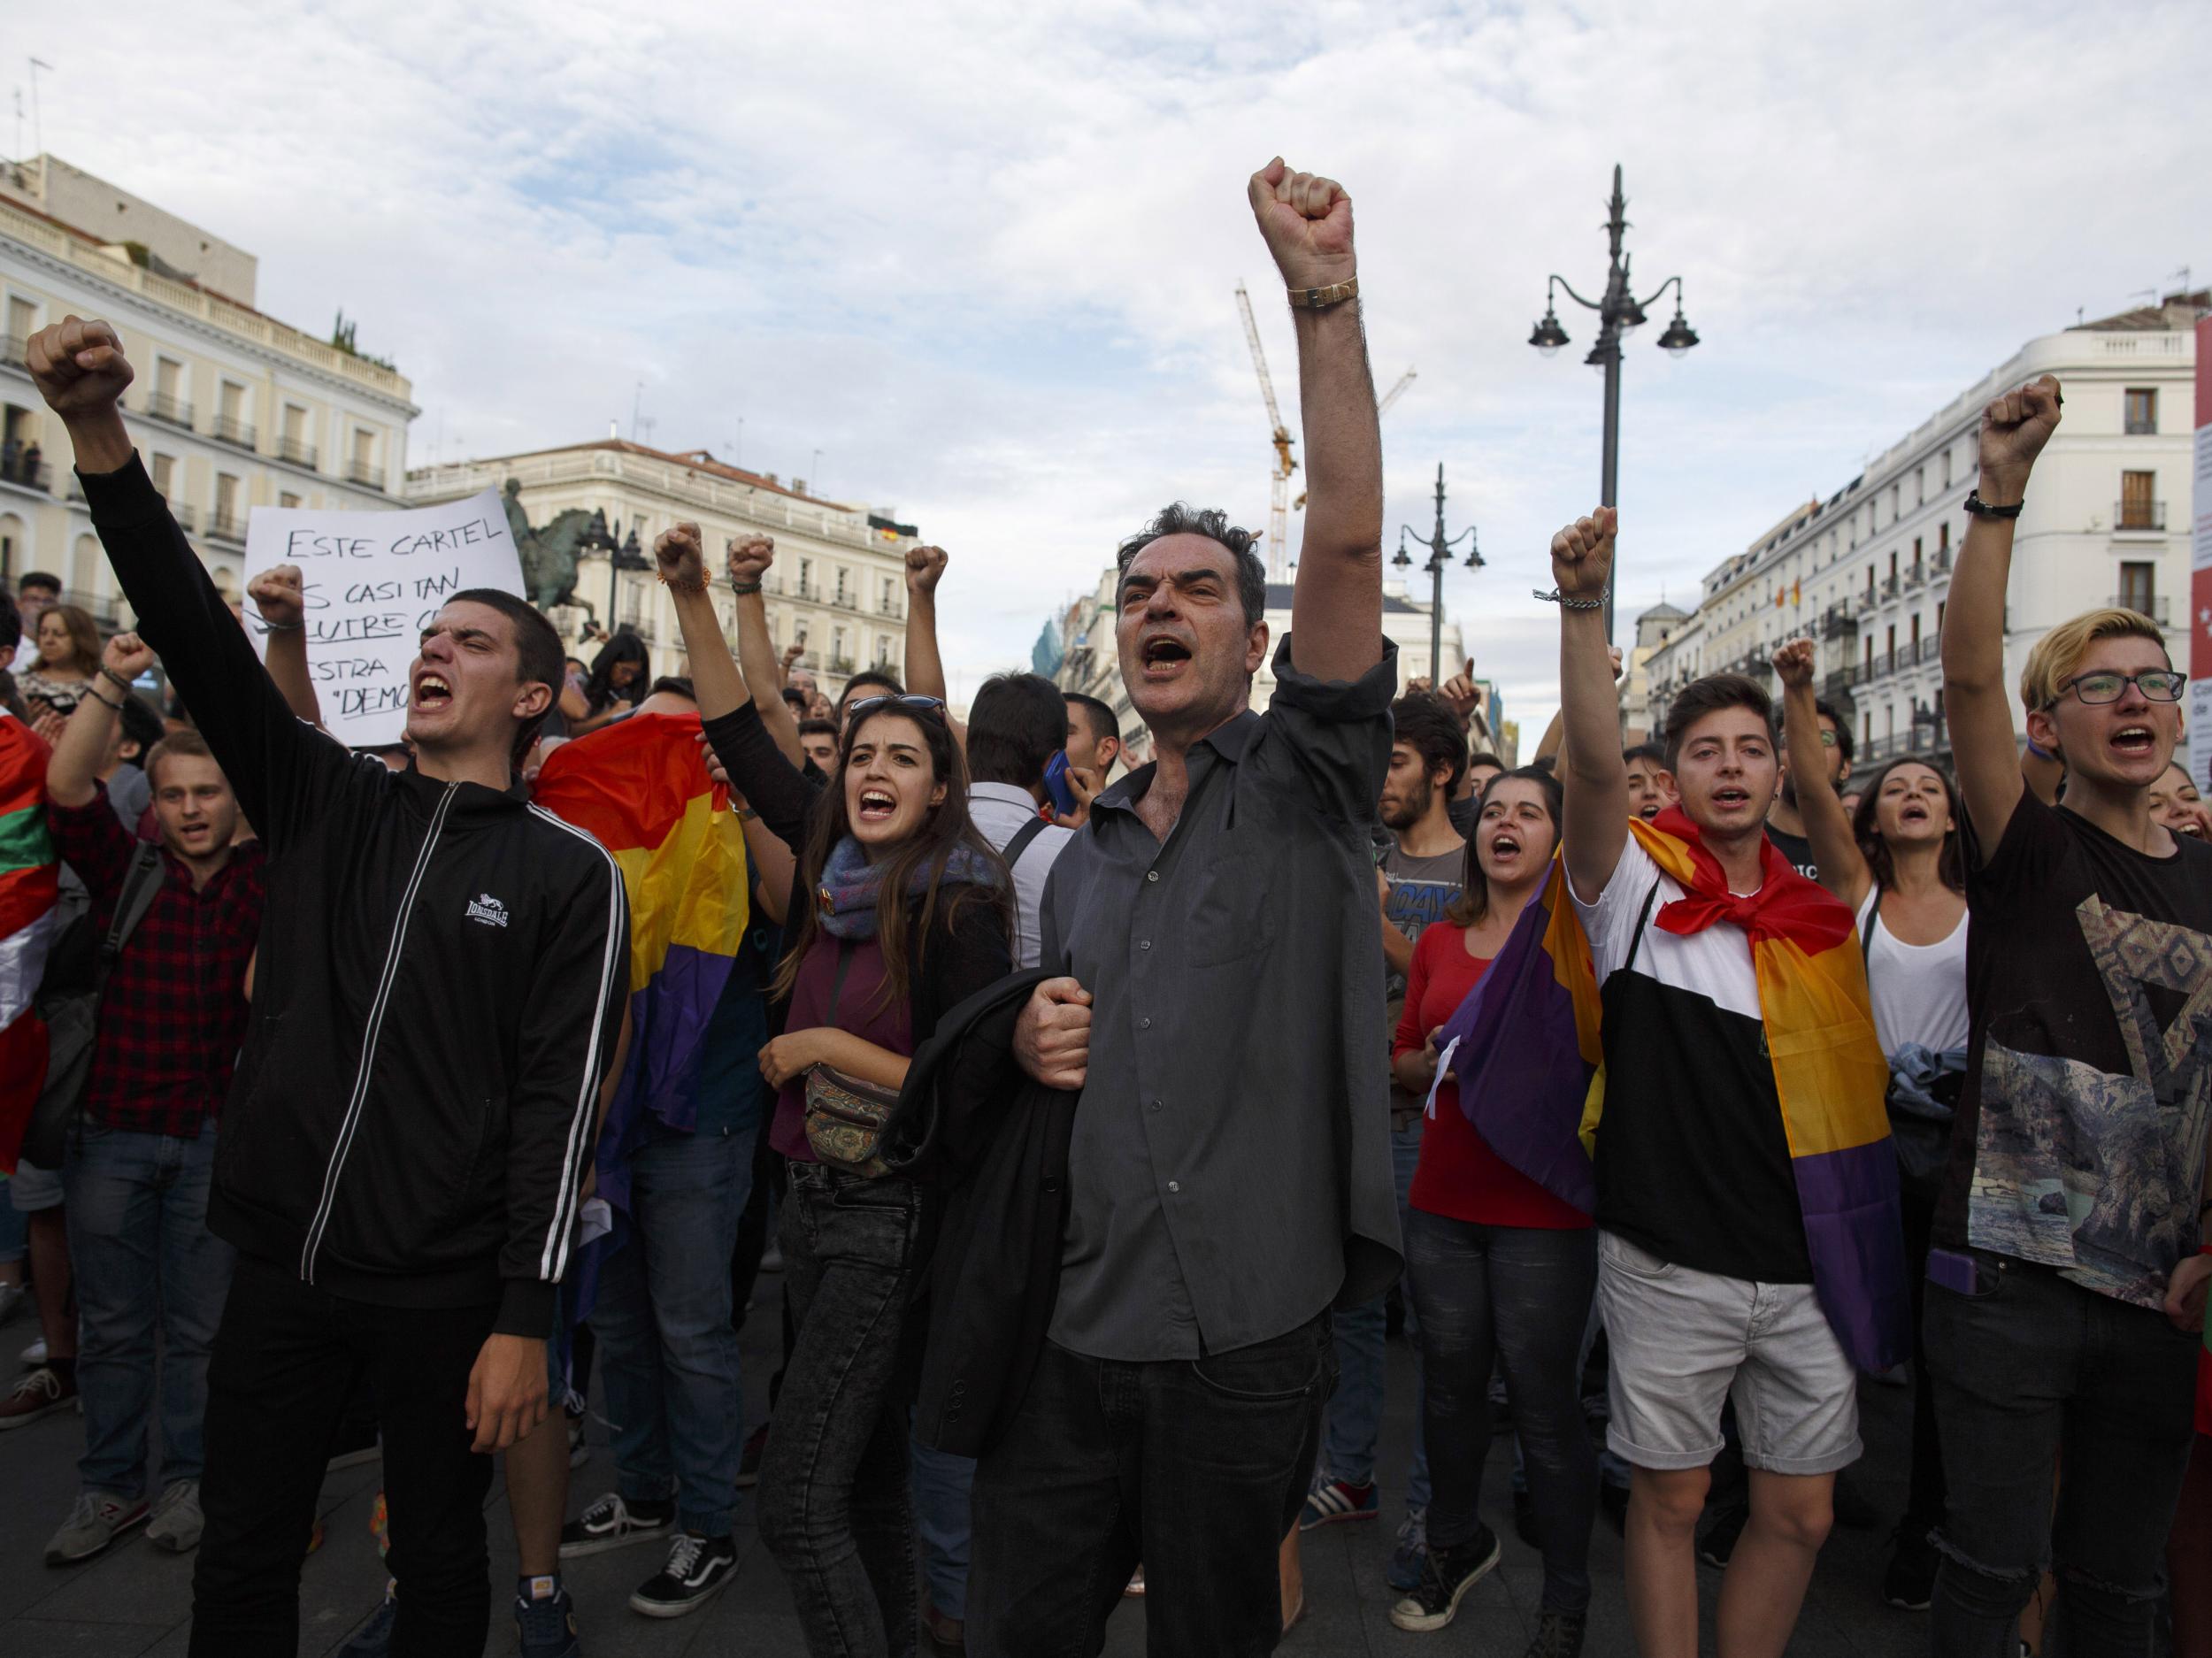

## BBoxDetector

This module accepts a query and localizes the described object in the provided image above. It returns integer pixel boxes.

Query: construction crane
[1234,282,1298,580]
[1294,367,1417,511]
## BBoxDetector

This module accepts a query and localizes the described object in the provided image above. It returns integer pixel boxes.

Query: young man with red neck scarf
[1548,508,1906,1658]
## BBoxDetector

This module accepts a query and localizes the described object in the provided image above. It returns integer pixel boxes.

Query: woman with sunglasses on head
[657,522,1010,1655]
[1771,636,1969,1613]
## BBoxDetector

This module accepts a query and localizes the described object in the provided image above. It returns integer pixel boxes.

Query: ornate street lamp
[1394,464,1483,685]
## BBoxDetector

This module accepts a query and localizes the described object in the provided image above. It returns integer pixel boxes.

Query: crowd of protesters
[0,153,2208,1658]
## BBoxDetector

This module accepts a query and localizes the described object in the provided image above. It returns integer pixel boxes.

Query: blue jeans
[1322,1113,1428,1508]
[0,1173,27,1263]
[588,1121,754,1537]
[64,1120,233,1495]
[910,1432,975,1619]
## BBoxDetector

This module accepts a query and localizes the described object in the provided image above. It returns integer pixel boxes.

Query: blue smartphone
[1043,750,1079,817]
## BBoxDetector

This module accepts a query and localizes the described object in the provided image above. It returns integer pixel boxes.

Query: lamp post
[1394,463,1483,686]
[1527,164,1700,640]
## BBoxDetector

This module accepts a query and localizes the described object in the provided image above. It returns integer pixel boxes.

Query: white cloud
[22,0,2208,730]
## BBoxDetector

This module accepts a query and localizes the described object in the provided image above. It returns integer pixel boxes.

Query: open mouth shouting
[2109,725,2157,761]
[1709,786,1753,814]
[1139,633,1194,680]
[411,668,454,713]
[855,787,898,825]
[1899,800,1931,825]
[1486,827,1526,869]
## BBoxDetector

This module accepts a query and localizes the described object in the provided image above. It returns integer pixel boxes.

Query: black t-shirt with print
[1939,792,2212,1309]
[1766,824,1817,883]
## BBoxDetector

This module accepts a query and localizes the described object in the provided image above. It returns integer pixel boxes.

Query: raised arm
[1772,637,1872,908]
[246,564,322,729]
[1553,510,1630,902]
[1940,375,2061,850]
[1248,159,1383,683]
[47,632,155,809]
[726,534,805,767]
[28,317,336,848]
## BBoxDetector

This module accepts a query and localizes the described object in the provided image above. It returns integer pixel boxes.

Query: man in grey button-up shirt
[967,157,1401,1658]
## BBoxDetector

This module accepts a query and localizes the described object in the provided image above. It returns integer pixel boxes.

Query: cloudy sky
[20,0,2208,732]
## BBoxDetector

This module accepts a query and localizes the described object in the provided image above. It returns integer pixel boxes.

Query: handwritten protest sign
[242,489,525,748]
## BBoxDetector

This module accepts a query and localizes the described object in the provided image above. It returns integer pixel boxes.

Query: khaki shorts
[1596,1230,1861,1478]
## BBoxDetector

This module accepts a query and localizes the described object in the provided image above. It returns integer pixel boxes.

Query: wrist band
[1963,491,2024,519]
[728,580,763,595]
[1286,276,1358,310]
[1533,587,1607,612]
[260,618,304,633]
[85,688,123,712]
[657,572,708,595]
[99,665,136,692]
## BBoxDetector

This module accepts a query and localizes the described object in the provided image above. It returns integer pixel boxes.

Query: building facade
[406,440,920,697]
[1641,295,2201,764]
[0,156,417,619]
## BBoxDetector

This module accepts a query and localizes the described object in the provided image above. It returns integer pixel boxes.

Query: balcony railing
[828,656,856,675]
[1904,564,1926,592]
[0,455,52,493]
[1818,603,1857,643]
[167,500,197,531]
[212,414,257,451]
[2110,593,2170,624]
[61,588,121,628]
[1881,573,1901,600]
[208,509,246,543]
[0,334,26,369]
[2115,500,2166,533]
[877,599,905,620]
[347,459,387,491]
[146,391,195,429]
[276,435,319,469]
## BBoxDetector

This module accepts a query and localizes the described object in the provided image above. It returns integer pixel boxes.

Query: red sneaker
[0,1365,75,1430]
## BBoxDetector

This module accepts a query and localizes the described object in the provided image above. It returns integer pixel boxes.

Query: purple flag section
[1794,1137,1912,1374]
[1438,884,1598,1217]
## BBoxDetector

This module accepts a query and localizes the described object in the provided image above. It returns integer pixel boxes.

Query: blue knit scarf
[814,833,998,940]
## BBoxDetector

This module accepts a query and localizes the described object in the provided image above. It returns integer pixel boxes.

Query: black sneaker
[513,1584,580,1658]
[558,1492,674,1558]
[1388,1524,1502,1632]
[734,1421,769,1490]
[1883,1523,1939,1610]
[1525,1610,1587,1658]
[629,1531,737,1618]
[1697,1501,1747,1569]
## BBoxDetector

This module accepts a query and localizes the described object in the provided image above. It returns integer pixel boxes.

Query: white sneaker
[146,1479,204,1553]
[20,1335,48,1369]
[45,1489,151,1565]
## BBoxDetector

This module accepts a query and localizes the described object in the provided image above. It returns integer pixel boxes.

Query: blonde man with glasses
[1929,373,2212,1657]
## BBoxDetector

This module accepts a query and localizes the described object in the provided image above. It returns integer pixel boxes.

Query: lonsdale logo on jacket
[465,893,510,928]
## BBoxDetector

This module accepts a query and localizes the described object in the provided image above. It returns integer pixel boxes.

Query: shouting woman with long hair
[1390,767,1599,1655]
[658,523,1010,1655]
[1771,638,1967,1612]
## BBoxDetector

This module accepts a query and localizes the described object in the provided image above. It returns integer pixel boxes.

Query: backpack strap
[1620,877,1665,977]
[1001,815,1051,876]
[94,843,167,994]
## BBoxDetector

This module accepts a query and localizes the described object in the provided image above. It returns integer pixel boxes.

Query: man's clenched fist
[1248,158,1355,292]
[905,544,949,599]
[27,316,134,419]
[654,522,708,592]
[726,533,775,587]
[102,632,156,683]
[248,564,307,631]
[1976,375,2062,505]
[1771,638,1816,690]
[1549,508,1617,603]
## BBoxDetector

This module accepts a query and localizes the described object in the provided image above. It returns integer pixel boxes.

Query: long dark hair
[1850,755,1964,895]
[583,631,650,716]
[1446,766,1563,928]
[772,705,1011,1012]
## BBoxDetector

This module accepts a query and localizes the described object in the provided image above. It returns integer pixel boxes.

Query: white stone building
[0,155,417,618]
[1641,293,2201,763]
[406,440,920,698]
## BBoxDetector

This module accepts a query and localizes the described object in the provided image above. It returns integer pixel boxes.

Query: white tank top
[1855,886,1970,1056]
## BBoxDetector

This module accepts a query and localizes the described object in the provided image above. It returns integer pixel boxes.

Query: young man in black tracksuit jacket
[30,316,630,1658]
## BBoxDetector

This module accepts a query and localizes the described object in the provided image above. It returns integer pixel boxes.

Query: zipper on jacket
[299,782,460,1284]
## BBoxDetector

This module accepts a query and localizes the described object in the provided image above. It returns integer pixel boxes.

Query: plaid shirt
[50,785,265,1136]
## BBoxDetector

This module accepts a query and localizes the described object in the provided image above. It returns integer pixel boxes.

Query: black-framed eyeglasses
[2045,670,2187,709]
[844,694,948,722]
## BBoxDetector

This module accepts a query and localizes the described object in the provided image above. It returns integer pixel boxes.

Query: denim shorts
[7,1157,64,1213]
[1596,1230,1860,1477]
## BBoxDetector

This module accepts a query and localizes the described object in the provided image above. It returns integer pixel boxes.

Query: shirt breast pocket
[1186,871,1278,969]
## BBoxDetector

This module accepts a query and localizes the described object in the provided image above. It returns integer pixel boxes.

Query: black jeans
[1897,1171,1946,1533]
[968,1310,1334,1658]
[190,1255,498,1658]
[1404,1209,1597,1613]
[756,1162,929,1657]
[1925,1254,2200,1656]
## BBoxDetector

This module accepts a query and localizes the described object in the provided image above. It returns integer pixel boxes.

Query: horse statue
[505,478,600,624]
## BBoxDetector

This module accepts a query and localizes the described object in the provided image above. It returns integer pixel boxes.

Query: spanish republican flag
[0,714,60,1173]
[533,713,751,1212]
[1440,810,1909,1373]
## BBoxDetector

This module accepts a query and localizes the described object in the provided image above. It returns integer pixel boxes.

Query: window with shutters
[2124,389,2156,435]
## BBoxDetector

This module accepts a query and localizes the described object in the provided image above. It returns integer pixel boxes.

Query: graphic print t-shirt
[1383,842,1465,1112]
[1767,824,1817,883]
[1572,835,1812,1283]
[1938,794,2212,1309]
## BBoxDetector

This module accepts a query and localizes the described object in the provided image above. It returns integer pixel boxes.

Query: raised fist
[905,544,949,598]
[1977,375,2062,503]
[1771,637,1816,689]
[102,631,156,681]
[26,316,134,418]
[726,533,774,587]
[1247,158,1356,292]
[248,564,307,631]
[654,522,707,592]
[1549,508,1617,604]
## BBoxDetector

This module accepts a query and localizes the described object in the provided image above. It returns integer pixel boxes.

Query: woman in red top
[1387,769,1597,1654]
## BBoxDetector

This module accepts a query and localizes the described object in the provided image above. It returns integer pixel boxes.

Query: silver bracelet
[1533,587,1607,612]
[261,618,305,633]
